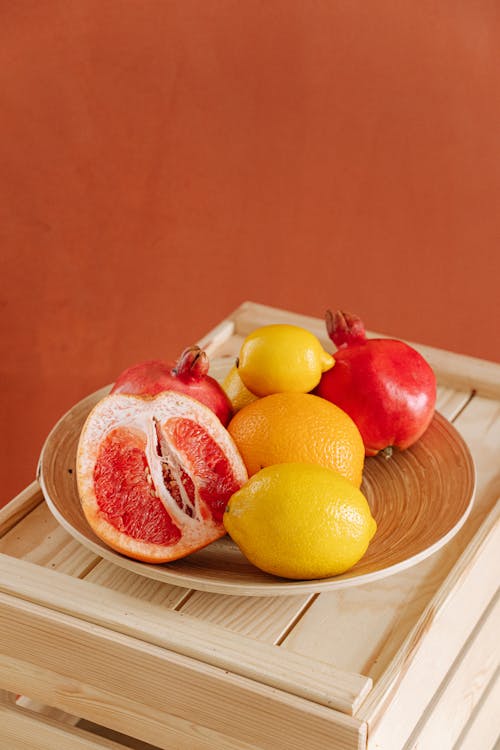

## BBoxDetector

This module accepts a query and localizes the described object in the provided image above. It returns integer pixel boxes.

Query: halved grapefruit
[76,392,248,563]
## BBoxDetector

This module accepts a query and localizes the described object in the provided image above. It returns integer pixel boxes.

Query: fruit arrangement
[76,311,437,581]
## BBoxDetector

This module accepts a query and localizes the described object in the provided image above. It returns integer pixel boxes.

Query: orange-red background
[1,1,499,505]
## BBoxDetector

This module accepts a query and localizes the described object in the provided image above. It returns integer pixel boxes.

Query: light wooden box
[1,301,499,750]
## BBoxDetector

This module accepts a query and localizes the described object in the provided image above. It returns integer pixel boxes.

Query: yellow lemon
[237,324,334,396]
[224,463,377,579]
[222,364,259,413]
[227,392,364,486]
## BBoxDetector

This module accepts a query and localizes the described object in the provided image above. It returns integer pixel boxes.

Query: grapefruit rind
[76,391,247,563]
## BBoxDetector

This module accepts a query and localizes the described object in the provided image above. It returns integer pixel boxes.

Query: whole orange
[227,392,364,487]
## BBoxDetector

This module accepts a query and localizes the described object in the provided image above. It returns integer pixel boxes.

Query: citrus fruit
[237,324,334,396]
[227,392,364,486]
[77,392,247,563]
[222,364,259,412]
[224,463,377,579]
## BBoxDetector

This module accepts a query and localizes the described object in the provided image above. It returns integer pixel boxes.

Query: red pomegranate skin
[315,311,437,455]
[111,347,233,426]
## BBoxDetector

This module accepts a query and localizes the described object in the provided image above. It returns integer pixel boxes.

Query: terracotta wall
[1,1,499,505]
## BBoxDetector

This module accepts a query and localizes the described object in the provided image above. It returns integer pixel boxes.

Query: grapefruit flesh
[77,392,248,563]
[94,428,182,545]
[166,418,242,523]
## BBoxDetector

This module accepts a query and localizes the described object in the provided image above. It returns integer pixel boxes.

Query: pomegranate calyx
[172,346,210,383]
[326,310,367,349]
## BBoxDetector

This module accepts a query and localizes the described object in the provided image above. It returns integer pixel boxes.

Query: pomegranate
[111,346,232,426]
[315,310,437,456]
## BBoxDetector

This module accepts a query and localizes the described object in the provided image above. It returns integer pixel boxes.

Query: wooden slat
[179,591,313,643]
[0,501,98,576]
[410,347,500,401]
[281,557,452,680]
[77,720,166,750]
[208,333,245,362]
[16,694,79,727]
[78,720,167,750]
[404,592,500,749]
[230,301,500,398]
[0,553,371,715]
[0,701,137,750]
[0,688,16,705]
[80,523,315,646]
[231,301,331,342]
[0,592,366,750]
[356,499,500,749]
[196,318,236,358]
[208,351,239,380]
[455,669,500,750]
[435,385,472,421]
[0,481,44,537]
[84,562,190,609]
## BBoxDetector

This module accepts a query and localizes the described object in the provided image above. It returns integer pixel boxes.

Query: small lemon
[224,463,377,580]
[237,324,334,396]
[222,364,259,413]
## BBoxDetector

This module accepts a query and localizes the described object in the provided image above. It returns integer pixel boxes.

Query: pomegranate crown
[325,310,367,348]
[172,346,209,382]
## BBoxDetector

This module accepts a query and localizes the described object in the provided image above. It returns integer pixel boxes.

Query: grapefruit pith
[76,392,247,563]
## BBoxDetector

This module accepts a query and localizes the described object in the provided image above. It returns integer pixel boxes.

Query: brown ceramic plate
[38,377,475,596]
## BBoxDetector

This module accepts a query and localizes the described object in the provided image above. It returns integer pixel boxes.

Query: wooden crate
[1,301,499,750]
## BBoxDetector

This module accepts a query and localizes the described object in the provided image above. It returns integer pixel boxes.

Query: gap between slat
[450,390,476,424]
